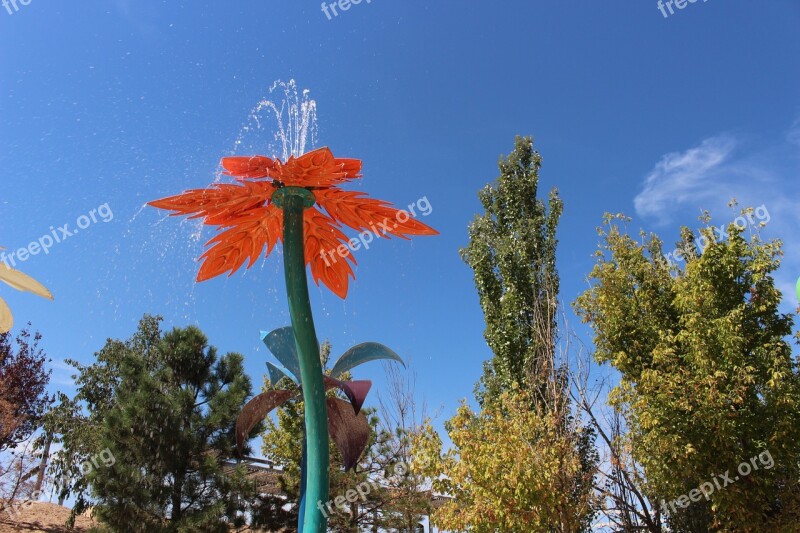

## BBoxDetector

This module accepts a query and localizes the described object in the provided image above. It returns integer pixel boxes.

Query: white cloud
[634,135,737,222]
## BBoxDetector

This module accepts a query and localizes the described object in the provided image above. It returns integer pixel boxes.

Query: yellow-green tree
[574,211,800,531]
[414,386,596,532]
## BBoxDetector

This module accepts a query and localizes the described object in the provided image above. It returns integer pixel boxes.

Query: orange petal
[149,182,274,226]
[196,204,283,281]
[278,147,362,187]
[303,207,356,298]
[315,188,439,239]
[220,155,280,179]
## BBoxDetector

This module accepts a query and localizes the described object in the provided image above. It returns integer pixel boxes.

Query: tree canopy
[460,135,563,404]
[574,211,800,531]
[43,315,267,531]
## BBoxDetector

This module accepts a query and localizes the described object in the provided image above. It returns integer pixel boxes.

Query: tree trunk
[171,473,183,521]
[34,434,51,493]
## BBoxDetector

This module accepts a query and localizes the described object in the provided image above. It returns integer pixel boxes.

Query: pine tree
[43,315,267,531]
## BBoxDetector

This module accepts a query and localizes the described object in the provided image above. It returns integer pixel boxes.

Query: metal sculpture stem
[279,188,329,533]
[299,438,308,533]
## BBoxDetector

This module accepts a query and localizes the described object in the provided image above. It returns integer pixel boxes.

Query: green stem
[278,187,329,533]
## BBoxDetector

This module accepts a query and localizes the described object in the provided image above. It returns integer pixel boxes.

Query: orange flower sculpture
[149,147,438,298]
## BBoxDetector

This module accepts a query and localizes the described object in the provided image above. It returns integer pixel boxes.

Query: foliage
[460,135,563,404]
[0,326,52,520]
[0,327,52,451]
[41,315,267,531]
[574,211,800,531]
[0,397,19,452]
[40,315,163,519]
[413,386,596,532]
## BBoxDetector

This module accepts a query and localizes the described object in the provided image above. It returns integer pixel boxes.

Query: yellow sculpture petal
[0,248,53,333]
[0,265,54,300]
[0,296,12,333]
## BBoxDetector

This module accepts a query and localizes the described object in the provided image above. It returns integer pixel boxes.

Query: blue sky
[2,0,799,438]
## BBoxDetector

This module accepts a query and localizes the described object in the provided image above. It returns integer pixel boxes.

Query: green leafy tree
[574,211,800,532]
[40,316,164,520]
[42,315,267,531]
[460,135,563,404]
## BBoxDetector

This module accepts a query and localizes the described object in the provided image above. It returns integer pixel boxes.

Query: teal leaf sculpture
[236,326,404,473]
[266,361,297,386]
[261,327,302,382]
[330,342,406,379]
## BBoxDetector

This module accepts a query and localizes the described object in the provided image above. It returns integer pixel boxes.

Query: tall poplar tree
[460,135,563,405]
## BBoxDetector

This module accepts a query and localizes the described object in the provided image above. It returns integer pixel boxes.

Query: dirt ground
[0,501,277,532]
[0,501,96,533]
